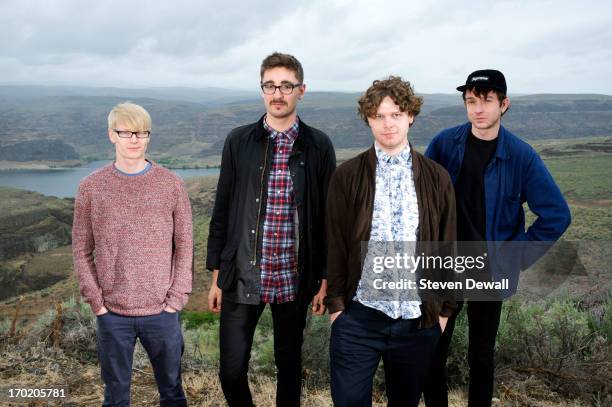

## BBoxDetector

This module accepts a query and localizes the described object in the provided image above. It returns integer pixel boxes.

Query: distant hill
[0,187,73,262]
[0,85,259,105]
[0,139,78,161]
[0,85,611,162]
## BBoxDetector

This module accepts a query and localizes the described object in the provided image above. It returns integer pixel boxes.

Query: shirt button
[255,198,259,202]
[259,166,263,170]
[251,229,255,234]
[246,293,250,298]
[276,211,280,215]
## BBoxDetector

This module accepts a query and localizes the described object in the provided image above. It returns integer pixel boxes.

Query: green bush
[445,306,470,387]
[182,310,219,330]
[183,320,220,368]
[598,297,612,341]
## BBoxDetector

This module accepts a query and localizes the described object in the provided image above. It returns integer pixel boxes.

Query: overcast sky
[1,0,610,94]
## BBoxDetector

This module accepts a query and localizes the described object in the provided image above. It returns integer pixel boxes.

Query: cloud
[0,0,610,94]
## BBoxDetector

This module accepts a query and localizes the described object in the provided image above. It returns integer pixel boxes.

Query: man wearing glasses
[73,102,193,406]
[207,52,336,406]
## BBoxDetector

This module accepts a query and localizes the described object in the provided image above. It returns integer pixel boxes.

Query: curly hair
[357,76,423,126]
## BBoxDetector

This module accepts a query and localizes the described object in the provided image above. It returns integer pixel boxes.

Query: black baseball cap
[457,69,507,93]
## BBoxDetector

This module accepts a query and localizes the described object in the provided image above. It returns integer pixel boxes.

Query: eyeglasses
[260,82,302,95]
[114,129,151,139]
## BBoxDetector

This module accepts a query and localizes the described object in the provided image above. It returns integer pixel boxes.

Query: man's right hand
[95,306,109,316]
[329,310,343,323]
[208,269,222,313]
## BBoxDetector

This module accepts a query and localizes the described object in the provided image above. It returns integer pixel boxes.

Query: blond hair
[107,102,152,131]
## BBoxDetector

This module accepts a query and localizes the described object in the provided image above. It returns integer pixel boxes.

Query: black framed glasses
[114,129,151,139]
[261,82,302,95]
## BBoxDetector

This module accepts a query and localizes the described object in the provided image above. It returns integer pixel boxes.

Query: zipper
[252,138,270,265]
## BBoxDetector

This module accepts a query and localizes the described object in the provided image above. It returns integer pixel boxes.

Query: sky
[1,0,611,94]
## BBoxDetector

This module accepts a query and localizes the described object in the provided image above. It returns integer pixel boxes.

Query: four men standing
[73,63,570,405]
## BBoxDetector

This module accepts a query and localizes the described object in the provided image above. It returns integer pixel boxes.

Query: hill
[1,86,611,165]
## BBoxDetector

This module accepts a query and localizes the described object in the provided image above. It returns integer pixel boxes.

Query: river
[0,161,219,198]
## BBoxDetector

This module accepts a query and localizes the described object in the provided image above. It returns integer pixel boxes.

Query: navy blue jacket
[425,123,571,289]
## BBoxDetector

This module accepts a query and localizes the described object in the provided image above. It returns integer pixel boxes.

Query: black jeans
[423,301,503,407]
[330,301,441,407]
[219,297,308,407]
[96,311,186,407]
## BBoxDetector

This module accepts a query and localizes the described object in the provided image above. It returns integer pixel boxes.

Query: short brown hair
[461,86,509,115]
[357,76,423,126]
[461,86,506,103]
[260,52,304,84]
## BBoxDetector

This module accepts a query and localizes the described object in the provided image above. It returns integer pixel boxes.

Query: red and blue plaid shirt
[260,117,299,303]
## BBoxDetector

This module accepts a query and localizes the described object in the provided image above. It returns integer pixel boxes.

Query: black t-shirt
[455,131,498,241]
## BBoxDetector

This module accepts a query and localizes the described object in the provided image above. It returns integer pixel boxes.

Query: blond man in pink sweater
[72,102,193,406]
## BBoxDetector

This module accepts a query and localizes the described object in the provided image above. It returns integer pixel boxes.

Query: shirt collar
[263,115,299,143]
[374,142,412,166]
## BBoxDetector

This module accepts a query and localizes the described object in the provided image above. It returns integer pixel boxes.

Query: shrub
[183,320,220,369]
[182,311,219,330]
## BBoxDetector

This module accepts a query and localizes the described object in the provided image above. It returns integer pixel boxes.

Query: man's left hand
[311,279,328,315]
[439,315,449,333]
[164,305,177,313]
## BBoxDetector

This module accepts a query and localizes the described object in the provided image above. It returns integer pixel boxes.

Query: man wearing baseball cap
[423,70,571,406]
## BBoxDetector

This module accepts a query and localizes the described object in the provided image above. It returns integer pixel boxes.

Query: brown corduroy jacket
[324,145,458,328]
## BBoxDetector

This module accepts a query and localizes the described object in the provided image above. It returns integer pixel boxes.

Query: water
[0,161,219,198]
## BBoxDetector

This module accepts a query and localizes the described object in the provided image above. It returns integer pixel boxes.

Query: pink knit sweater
[72,162,193,316]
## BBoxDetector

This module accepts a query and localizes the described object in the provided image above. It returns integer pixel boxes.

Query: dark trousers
[96,310,186,407]
[219,297,309,407]
[424,301,503,407]
[330,301,441,407]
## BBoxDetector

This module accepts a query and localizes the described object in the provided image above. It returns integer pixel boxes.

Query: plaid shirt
[260,117,299,303]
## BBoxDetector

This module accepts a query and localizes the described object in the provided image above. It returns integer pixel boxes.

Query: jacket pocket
[505,194,521,213]
[217,246,238,290]
[500,195,522,232]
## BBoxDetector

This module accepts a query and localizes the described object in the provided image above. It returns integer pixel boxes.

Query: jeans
[96,310,186,407]
[330,301,441,407]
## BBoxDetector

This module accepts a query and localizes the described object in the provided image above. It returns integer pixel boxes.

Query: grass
[543,153,612,201]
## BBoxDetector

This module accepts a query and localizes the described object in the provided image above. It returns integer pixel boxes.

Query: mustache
[270,99,287,105]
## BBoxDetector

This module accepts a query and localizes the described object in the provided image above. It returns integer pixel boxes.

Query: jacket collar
[453,121,510,160]
[255,114,317,150]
